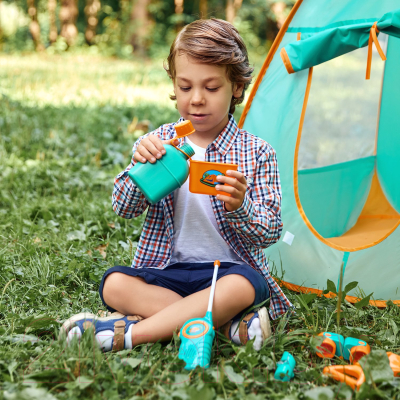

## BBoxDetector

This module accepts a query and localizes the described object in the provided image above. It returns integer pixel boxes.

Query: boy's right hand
[133,135,179,164]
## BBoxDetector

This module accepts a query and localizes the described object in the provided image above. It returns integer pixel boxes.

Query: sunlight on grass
[0,53,399,399]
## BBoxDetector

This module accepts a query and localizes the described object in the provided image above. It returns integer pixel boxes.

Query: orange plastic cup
[175,120,195,138]
[189,160,238,196]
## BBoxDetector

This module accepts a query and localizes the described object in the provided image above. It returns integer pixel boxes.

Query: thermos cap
[175,120,195,138]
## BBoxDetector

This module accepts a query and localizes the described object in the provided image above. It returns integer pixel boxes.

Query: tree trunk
[84,0,101,44]
[271,1,286,29]
[27,0,44,50]
[48,0,58,43]
[174,0,183,14]
[130,0,150,57]
[0,0,3,50]
[60,0,78,46]
[174,0,183,30]
[226,0,242,24]
[199,0,207,18]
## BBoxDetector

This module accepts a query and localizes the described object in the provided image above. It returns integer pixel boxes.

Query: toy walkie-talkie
[178,260,220,370]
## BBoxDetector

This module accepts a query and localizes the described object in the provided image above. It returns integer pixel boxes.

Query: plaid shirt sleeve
[223,145,283,248]
[112,128,163,219]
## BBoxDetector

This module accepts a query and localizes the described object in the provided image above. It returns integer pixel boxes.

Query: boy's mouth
[190,113,208,120]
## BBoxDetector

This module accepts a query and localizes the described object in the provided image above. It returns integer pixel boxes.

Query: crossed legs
[102,272,255,345]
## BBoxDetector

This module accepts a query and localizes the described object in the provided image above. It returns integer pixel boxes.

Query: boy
[62,18,291,352]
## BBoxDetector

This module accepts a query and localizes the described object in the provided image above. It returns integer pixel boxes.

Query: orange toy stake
[323,364,365,391]
[387,352,400,377]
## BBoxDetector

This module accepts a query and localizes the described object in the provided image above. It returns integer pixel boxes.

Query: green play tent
[239,0,400,306]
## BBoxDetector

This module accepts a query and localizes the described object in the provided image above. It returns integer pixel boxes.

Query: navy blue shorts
[99,262,270,314]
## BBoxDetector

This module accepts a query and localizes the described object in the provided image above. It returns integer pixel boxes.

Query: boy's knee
[102,272,126,302]
[219,274,255,305]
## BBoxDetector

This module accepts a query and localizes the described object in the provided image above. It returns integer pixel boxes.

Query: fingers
[226,170,247,185]
[215,184,240,196]
[163,138,180,146]
[216,171,247,192]
[134,135,167,164]
[216,193,243,212]
[215,170,247,212]
[148,135,166,155]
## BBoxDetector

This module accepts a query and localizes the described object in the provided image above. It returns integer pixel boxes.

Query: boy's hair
[164,18,254,114]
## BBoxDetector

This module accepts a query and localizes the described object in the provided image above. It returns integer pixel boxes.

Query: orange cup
[189,160,238,196]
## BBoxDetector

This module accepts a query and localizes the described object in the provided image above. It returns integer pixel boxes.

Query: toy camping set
[128,120,238,204]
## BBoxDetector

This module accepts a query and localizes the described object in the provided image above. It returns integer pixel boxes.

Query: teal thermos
[128,143,195,204]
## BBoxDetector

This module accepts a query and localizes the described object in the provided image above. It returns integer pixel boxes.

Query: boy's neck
[187,133,217,149]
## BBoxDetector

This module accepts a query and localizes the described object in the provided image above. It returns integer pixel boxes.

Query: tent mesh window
[296,33,400,251]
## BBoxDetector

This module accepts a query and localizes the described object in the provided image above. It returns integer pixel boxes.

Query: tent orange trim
[292,64,400,252]
[280,48,295,74]
[238,0,304,129]
[279,280,400,308]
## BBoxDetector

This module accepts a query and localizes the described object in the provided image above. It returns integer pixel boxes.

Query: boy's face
[173,54,243,140]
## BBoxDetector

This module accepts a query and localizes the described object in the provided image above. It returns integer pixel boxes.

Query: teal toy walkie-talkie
[178,260,220,370]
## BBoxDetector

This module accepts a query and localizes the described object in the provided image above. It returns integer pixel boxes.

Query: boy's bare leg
[103,273,183,317]
[128,274,255,345]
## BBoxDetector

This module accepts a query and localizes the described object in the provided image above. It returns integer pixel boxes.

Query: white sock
[230,321,241,345]
[67,326,82,345]
[230,317,263,351]
[67,325,133,351]
[248,318,263,351]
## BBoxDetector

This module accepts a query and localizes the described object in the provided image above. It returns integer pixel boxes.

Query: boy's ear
[233,83,244,99]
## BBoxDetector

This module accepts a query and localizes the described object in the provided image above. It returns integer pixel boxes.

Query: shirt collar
[175,114,240,156]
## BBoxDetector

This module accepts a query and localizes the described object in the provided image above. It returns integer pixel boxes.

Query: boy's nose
[190,90,205,105]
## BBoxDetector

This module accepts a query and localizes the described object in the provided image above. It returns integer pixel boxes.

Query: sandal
[220,306,272,350]
[60,311,143,351]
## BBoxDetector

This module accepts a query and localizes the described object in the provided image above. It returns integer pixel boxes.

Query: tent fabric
[376,35,400,212]
[298,157,375,238]
[280,8,400,74]
[239,0,400,304]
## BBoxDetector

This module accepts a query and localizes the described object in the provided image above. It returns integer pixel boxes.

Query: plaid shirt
[112,115,292,319]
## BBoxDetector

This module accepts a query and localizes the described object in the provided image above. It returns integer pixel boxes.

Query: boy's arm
[112,135,151,218]
[223,147,283,248]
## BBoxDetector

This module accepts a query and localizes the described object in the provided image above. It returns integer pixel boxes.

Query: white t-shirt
[170,137,243,264]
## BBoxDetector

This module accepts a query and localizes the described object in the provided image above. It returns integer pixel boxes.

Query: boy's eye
[206,87,220,92]
[179,87,191,92]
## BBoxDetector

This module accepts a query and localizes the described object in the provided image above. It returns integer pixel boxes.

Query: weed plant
[0,54,399,399]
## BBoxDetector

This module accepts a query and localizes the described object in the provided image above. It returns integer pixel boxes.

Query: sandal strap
[112,320,126,351]
[127,315,143,322]
[238,313,255,345]
[220,320,232,340]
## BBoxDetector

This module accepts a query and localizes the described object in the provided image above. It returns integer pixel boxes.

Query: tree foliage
[0,0,295,57]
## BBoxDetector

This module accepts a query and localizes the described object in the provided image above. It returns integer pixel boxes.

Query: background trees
[0,0,295,56]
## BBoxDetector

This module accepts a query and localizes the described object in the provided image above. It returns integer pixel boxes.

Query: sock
[67,325,133,351]
[230,317,263,350]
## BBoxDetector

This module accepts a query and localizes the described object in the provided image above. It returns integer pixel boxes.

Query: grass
[1,53,400,399]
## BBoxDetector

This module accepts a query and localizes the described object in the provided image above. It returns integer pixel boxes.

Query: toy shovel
[178,260,220,370]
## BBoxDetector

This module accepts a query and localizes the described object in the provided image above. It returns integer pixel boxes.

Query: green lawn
[0,53,399,400]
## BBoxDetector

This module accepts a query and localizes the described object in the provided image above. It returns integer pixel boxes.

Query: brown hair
[164,18,254,114]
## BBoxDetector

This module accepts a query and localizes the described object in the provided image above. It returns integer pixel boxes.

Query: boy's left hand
[215,170,247,212]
